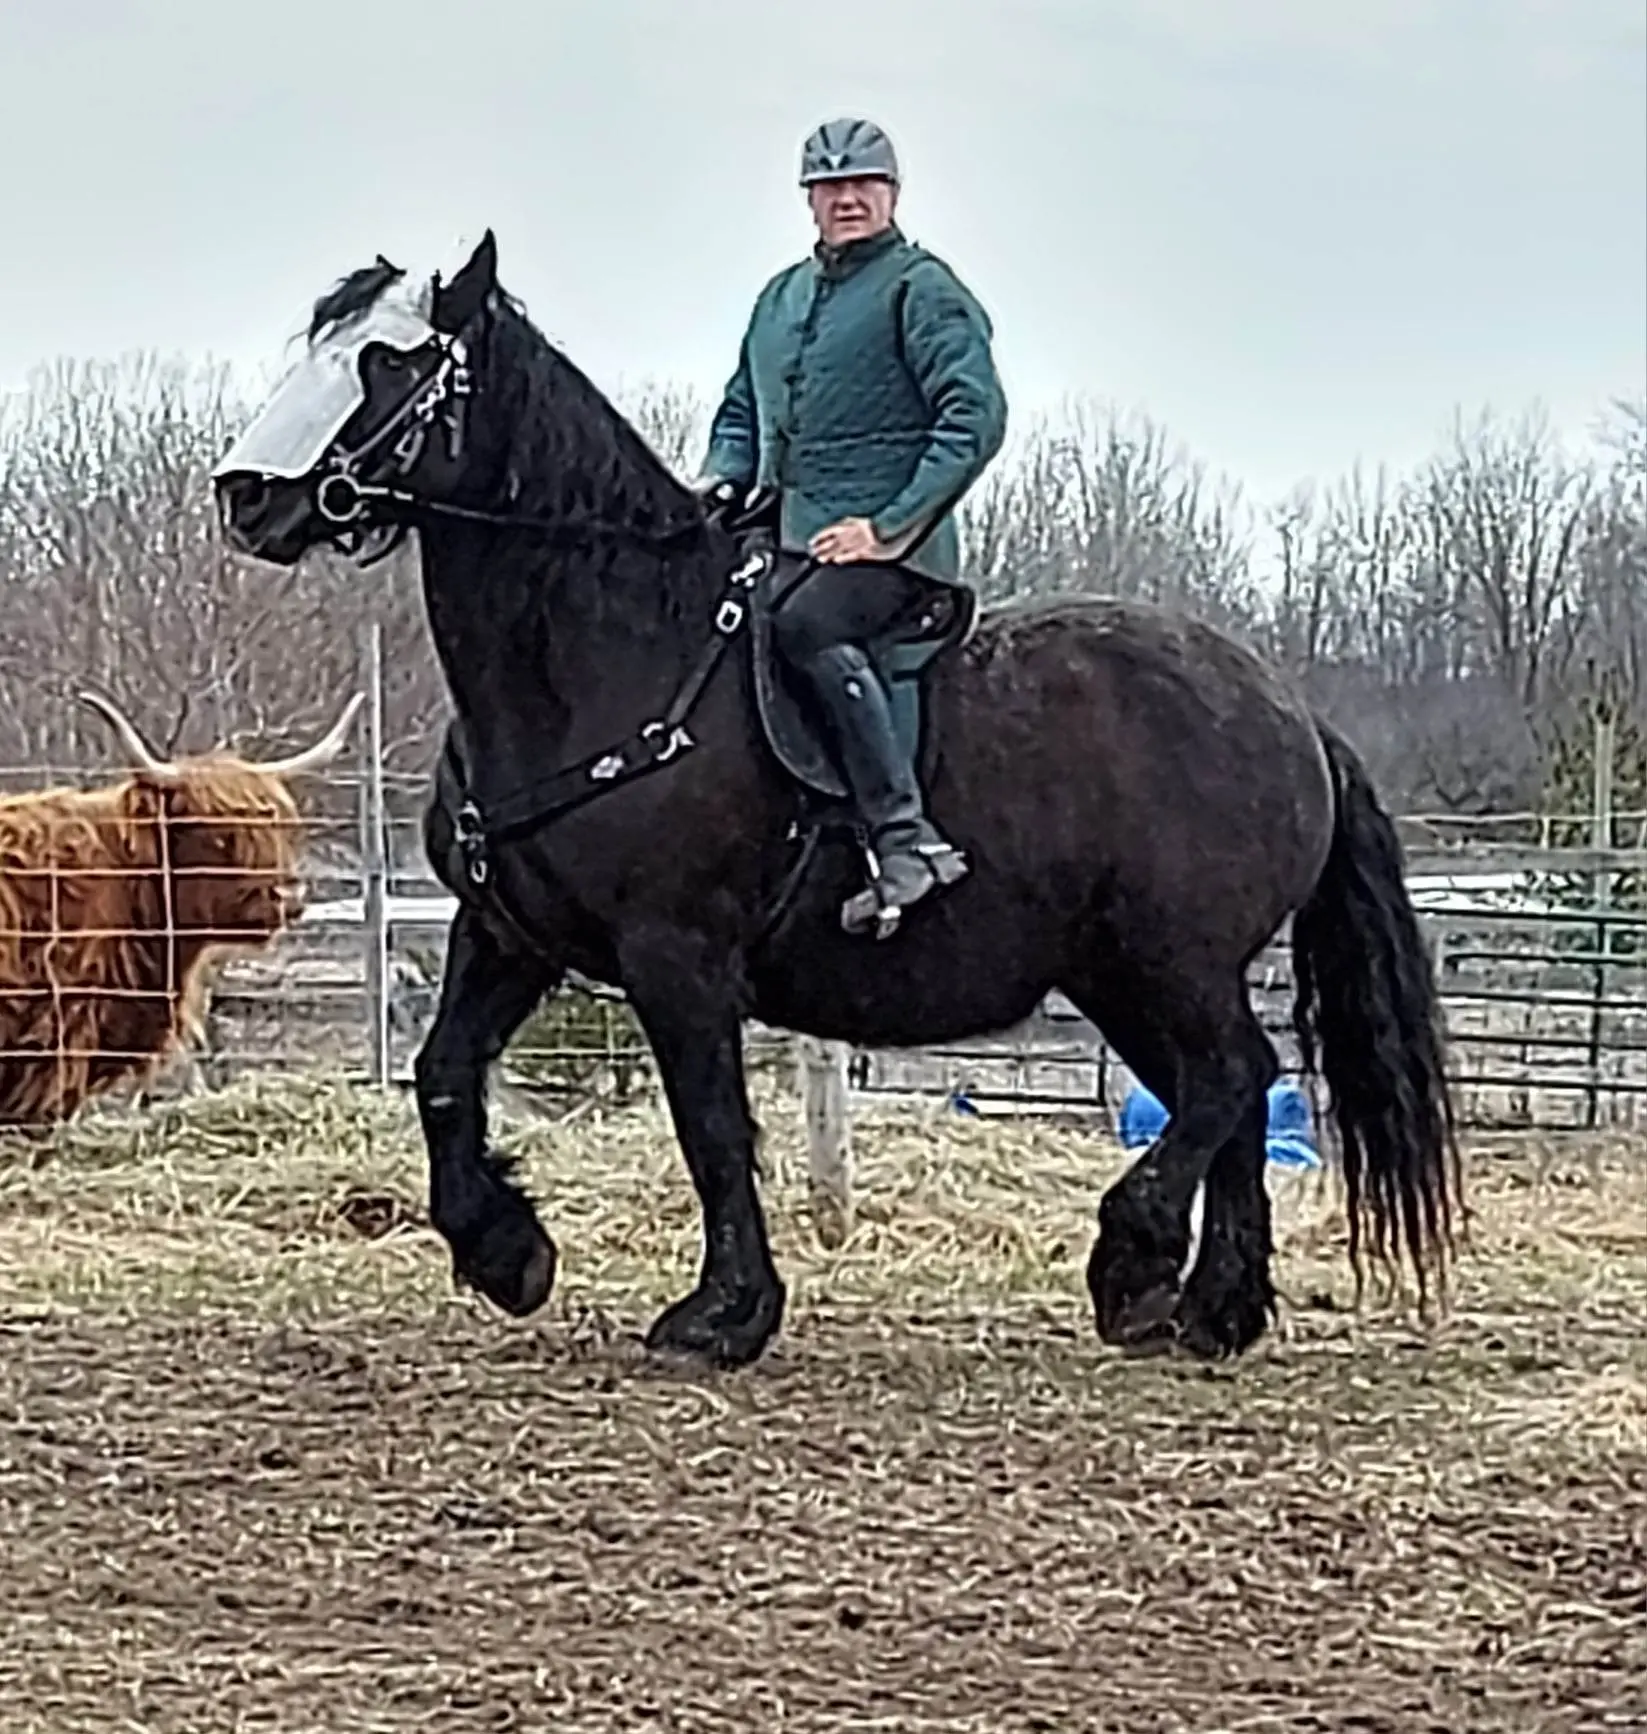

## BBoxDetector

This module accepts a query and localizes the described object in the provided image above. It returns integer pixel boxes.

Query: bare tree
[0,352,444,797]
[1569,396,1647,715]
[1,340,1635,839]
[961,399,1257,634]
[620,378,712,477]
[1421,406,1591,714]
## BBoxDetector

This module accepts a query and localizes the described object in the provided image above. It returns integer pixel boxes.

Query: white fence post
[360,621,390,1087]
[1586,704,1617,1129]
[798,1036,853,1247]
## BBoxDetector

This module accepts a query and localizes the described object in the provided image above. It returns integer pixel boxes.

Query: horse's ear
[432,230,499,333]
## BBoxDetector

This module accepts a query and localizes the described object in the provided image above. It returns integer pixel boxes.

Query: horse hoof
[1176,1267,1276,1360]
[1105,1281,1181,1350]
[1088,1230,1186,1350]
[644,1276,786,1368]
[457,1218,558,1318]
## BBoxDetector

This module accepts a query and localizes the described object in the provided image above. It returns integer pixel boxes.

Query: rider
[694,117,1008,937]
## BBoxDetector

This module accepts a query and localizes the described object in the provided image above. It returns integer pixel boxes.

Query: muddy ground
[0,1074,1643,1733]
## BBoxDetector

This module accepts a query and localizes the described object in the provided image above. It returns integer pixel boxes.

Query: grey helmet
[799,117,900,187]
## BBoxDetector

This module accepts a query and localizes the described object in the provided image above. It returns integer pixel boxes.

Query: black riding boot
[792,642,969,939]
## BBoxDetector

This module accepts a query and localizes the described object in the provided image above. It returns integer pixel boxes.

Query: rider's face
[808,175,897,247]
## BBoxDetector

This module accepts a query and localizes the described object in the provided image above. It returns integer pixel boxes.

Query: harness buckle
[640,720,694,763]
[455,800,490,886]
[393,423,428,471]
[713,549,766,632]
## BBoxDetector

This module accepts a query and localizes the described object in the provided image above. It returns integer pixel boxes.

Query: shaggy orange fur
[0,758,311,1127]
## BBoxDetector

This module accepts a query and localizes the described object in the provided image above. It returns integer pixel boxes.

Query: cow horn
[253,692,366,777]
[76,691,181,781]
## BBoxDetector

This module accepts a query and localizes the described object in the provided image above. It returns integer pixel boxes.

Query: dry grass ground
[0,1069,1643,1733]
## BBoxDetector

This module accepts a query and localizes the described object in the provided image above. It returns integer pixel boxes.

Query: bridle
[306,318,702,559]
[309,327,474,542]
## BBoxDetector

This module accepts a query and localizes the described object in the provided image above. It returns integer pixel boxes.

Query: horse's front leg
[413,904,561,1316]
[620,928,786,1368]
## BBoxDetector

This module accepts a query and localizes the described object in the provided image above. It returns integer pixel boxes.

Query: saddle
[713,487,977,806]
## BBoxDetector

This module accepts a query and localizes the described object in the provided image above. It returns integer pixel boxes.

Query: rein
[309,332,703,554]
[318,470,707,553]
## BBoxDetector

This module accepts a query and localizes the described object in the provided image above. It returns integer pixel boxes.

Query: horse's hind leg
[414,905,562,1317]
[618,926,785,1368]
[1065,969,1275,1354]
[1175,1038,1280,1358]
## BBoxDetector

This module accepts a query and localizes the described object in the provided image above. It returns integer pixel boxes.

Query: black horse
[212,232,1460,1368]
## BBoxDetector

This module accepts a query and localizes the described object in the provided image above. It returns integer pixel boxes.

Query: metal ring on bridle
[316,469,367,524]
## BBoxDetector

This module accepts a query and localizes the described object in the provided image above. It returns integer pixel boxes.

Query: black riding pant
[769,561,927,667]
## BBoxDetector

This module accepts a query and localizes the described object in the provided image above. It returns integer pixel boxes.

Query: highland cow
[0,691,361,1126]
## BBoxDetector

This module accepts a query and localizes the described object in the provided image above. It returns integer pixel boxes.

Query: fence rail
[177,824,1647,1134]
[5,630,1646,1140]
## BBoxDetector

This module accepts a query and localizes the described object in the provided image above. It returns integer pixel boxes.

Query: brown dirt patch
[0,1073,1642,1732]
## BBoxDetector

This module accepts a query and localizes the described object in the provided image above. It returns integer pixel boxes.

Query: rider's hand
[809,516,890,563]
[688,473,737,502]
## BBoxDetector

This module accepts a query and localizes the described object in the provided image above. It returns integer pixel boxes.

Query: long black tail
[1291,721,1463,1304]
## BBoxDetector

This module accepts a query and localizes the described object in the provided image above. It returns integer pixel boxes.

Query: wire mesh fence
[4,633,1646,1133]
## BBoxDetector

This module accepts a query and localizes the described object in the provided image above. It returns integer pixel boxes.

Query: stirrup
[841,838,969,941]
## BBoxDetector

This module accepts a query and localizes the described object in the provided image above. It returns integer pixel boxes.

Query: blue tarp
[1117,1079,1321,1171]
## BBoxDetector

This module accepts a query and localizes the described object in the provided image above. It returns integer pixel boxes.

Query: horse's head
[213,232,504,566]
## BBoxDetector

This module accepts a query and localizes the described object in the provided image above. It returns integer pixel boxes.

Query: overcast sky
[1,0,1641,505]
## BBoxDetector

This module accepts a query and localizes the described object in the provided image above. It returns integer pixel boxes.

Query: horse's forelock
[307,256,408,343]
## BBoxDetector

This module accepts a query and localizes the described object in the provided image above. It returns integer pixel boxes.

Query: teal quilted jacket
[700,225,1007,580]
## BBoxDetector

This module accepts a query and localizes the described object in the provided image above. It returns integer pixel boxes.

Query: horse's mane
[481,287,707,552]
[476,289,723,654]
